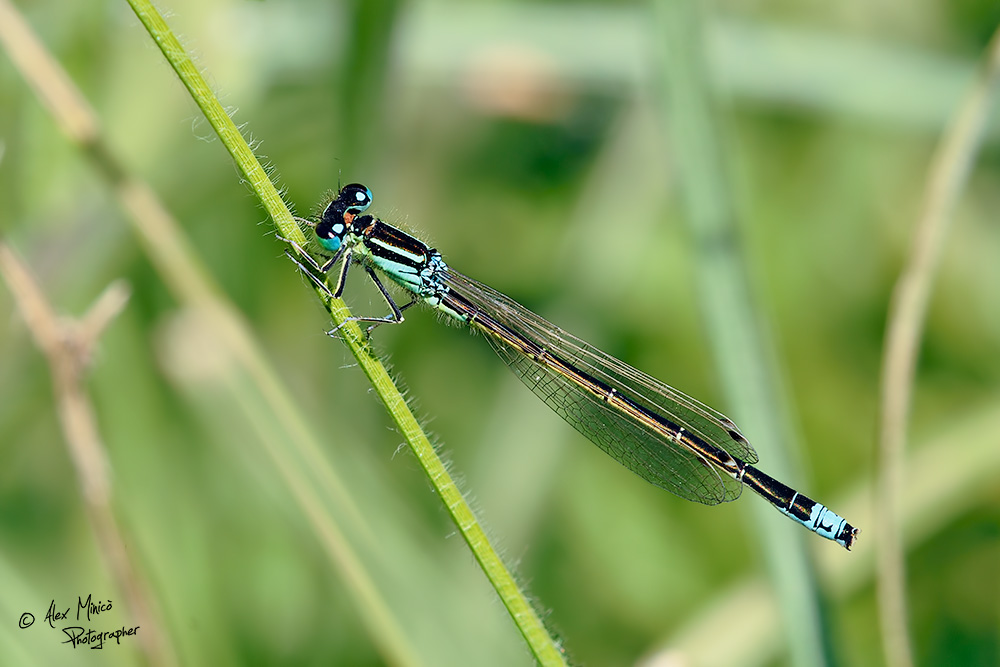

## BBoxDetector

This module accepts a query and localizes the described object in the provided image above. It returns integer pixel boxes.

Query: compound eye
[320,220,346,239]
[314,217,346,253]
[340,183,373,214]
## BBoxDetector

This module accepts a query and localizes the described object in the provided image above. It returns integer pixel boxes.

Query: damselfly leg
[283,237,417,337]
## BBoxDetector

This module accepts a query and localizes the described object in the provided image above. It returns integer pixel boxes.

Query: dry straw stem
[876,23,1000,667]
[0,242,174,667]
[0,0,566,662]
[647,392,1000,667]
[0,1,417,664]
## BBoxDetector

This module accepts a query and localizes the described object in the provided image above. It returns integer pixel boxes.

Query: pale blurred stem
[876,24,1000,667]
[121,1,566,663]
[0,3,427,665]
[653,0,831,665]
[0,0,564,661]
[0,243,174,667]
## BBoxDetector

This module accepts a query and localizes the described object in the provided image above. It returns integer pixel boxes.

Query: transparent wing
[442,269,755,505]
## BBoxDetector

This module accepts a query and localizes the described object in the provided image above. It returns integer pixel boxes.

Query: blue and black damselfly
[287,184,859,550]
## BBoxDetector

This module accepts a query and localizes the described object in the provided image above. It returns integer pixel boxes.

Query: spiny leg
[284,242,409,338]
[277,218,325,271]
[361,266,419,335]
[327,266,418,338]
[282,222,348,299]
[284,249,335,299]
[331,248,353,297]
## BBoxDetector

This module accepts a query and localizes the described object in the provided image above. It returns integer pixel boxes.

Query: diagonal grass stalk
[124,0,567,664]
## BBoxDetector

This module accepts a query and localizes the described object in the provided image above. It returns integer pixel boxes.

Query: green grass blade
[124,1,567,663]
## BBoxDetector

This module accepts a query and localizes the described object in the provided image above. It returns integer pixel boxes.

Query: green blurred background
[2,0,999,665]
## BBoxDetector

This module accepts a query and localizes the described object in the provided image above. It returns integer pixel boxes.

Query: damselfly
[287,184,859,550]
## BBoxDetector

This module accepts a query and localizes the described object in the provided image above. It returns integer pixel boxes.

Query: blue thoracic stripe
[300,183,859,551]
[359,218,430,259]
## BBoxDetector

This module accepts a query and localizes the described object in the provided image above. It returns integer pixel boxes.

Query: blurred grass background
[2,0,1000,665]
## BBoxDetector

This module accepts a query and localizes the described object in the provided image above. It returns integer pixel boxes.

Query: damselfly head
[315,183,373,252]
